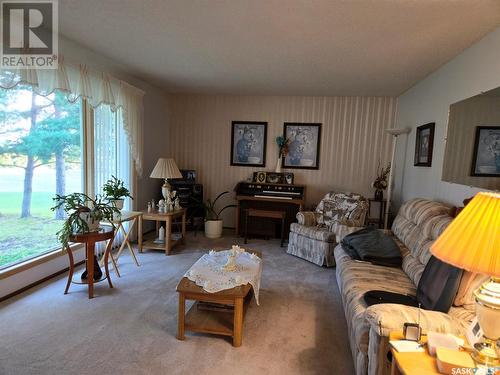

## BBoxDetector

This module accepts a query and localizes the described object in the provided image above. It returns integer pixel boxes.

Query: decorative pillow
[453,271,489,309]
[315,191,366,226]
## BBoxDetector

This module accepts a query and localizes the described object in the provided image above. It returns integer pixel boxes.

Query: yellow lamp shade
[430,192,500,277]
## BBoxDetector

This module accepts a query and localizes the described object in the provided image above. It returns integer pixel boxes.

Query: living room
[0,1,499,374]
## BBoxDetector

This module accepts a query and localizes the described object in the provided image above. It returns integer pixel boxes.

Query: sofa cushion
[315,192,368,226]
[392,198,453,286]
[289,222,336,242]
[416,256,463,312]
[334,245,415,356]
[453,271,490,310]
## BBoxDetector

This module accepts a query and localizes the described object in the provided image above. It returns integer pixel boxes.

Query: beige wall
[442,96,500,190]
[395,27,500,207]
[168,95,397,227]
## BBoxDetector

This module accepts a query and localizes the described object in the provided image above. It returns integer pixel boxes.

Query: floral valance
[0,56,145,176]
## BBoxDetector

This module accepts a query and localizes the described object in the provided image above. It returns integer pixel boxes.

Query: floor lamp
[384,127,411,230]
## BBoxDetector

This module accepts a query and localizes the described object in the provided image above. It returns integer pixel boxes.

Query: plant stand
[64,226,115,299]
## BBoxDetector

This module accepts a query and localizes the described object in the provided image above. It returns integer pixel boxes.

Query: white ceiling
[59,0,500,96]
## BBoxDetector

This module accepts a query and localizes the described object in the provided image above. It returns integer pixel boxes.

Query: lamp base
[472,339,499,366]
[161,181,171,201]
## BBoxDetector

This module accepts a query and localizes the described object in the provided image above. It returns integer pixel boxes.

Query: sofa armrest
[328,222,363,242]
[296,211,317,226]
[365,303,464,338]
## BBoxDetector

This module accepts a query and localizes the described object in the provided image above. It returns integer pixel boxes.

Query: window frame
[0,96,135,277]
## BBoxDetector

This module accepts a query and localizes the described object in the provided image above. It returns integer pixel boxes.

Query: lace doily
[184,250,263,305]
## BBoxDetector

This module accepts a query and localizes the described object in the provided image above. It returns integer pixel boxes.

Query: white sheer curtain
[94,106,131,209]
[94,105,132,254]
[0,57,145,176]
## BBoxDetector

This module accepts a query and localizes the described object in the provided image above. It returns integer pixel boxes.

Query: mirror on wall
[442,87,500,190]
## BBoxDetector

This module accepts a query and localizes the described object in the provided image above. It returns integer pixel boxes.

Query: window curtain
[94,105,132,255]
[93,106,131,209]
[0,56,145,176]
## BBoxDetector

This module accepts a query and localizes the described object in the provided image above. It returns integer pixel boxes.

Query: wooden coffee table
[176,250,262,347]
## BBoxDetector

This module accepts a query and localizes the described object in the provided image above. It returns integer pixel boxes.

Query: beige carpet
[0,231,354,375]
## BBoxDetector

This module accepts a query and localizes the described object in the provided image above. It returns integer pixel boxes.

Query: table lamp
[431,192,500,366]
[150,158,182,200]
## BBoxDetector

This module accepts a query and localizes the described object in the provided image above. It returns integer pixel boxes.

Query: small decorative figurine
[174,196,181,210]
[222,245,244,272]
[158,199,166,213]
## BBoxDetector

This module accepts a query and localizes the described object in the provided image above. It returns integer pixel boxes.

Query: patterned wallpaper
[167,95,397,227]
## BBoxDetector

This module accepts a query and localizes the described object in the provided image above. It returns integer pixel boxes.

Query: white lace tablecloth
[184,250,263,305]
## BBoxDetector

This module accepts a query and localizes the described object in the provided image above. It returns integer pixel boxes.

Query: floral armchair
[287,192,368,267]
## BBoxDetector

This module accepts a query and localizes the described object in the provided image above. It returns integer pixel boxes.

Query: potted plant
[371,162,391,200]
[275,135,290,173]
[202,191,237,238]
[102,175,133,210]
[51,193,119,247]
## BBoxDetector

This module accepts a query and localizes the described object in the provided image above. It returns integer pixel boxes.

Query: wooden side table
[138,208,186,255]
[100,211,142,277]
[389,331,475,375]
[64,227,115,299]
[367,198,387,228]
[389,332,437,375]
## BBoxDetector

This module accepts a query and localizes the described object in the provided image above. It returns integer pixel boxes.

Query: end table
[64,227,115,299]
[138,208,186,255]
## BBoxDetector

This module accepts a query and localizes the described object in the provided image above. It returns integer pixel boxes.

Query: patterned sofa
[335,198,481,375]
[287,192,368,266]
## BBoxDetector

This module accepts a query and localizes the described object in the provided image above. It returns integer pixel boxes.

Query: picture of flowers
[471,126,500,177]
[230,121,267,167]
[282,123,321,169]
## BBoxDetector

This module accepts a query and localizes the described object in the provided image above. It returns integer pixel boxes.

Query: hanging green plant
[51,193,119,247]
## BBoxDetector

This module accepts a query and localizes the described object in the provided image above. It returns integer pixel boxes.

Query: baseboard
[0,260,85,303]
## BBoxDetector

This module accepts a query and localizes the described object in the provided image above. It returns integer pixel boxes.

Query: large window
[0,87,131,270]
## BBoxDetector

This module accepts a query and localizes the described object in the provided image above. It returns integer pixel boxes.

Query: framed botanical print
[230,121,267,167]
[471,126,500,177]
[414,122,435,167]
[282,123,321,169]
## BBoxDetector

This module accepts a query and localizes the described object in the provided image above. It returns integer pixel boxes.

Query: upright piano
[234,182,306,238]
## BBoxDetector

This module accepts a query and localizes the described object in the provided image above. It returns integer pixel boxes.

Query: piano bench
[244,209,286,247]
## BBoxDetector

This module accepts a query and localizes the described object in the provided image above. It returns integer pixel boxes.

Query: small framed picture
[283,123,321,169]
[284,173,294,184]
[471,126,500,177]
[253,171,267,183]
[265,172,283,184]
[230,121,267,167]
[414,123,435,167]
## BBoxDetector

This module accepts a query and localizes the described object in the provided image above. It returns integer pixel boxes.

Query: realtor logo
[1,0,58,69]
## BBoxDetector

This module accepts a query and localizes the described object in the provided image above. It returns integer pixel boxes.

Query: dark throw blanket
[341,226,402,267]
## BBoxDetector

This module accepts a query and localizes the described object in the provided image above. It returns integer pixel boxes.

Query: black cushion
[364,290,419,307]
[416,256,463,312]
[363,256,463,313]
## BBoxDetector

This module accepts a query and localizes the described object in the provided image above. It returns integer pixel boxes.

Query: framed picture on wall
[282,122,321,169]
[230,121,267,167]
[471,126,500,177]
[414,122,435,167]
